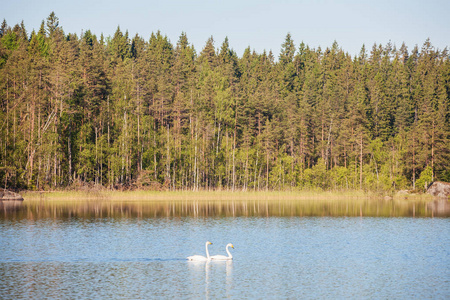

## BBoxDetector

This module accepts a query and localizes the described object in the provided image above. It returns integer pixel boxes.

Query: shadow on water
[1,197,448,220]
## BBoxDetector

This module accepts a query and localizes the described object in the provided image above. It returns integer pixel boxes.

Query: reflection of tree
[2,198,442,219]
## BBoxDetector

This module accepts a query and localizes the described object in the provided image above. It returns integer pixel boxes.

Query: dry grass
[21,189,435,202]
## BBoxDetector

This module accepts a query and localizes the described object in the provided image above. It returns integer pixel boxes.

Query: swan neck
[226,245,233,258]
[205,243,210,258]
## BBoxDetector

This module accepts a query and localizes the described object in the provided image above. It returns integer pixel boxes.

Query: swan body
[210,243,234,260]
[187,241,212,261]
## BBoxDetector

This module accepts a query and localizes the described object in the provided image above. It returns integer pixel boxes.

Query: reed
[21,189,434,202]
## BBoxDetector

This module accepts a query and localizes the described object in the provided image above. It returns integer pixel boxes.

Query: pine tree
[46,12,59,38]
[1,15,450,191]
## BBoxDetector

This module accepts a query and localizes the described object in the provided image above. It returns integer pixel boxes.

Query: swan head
[206,241,212,245]
[228,243,234,249]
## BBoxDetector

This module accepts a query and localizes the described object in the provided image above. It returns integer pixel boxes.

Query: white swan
[210,243,234,260]
[187,241,213,261]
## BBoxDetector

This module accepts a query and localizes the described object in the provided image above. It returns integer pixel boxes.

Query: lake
[1,198,449,299]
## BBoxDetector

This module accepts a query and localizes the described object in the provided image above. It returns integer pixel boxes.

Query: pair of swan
[187,241,234,261]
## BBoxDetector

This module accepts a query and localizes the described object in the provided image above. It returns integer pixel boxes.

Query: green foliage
[415,166,433,192]
[301,159,328,190]
[0,13,449,191]
[1,31,18,50]
[330,166,350,190]
[28,29,49,57]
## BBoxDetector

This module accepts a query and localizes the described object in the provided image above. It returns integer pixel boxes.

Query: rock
[0,189,24,201]
[396,190,411,199]
[396,190,410,195]
[427,181,450,198]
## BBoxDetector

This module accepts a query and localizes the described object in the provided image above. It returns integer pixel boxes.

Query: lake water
[1,199,449,299]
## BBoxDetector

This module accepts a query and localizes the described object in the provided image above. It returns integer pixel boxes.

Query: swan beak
[231,245,235,248]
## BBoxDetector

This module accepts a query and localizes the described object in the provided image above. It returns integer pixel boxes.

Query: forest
[0,13,449,192]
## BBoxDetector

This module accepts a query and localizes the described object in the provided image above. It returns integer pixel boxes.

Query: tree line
[1,13,449,192]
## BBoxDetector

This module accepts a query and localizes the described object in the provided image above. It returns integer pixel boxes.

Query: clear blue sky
[2,0,449,58]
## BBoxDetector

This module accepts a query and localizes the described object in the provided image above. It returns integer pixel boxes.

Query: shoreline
[20,189,435,202]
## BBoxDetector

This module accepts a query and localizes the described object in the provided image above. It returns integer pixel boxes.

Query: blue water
[1,217,449,299]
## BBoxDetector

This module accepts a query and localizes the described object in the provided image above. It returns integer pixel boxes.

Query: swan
[210,243,234,260]
[187,241,213,261]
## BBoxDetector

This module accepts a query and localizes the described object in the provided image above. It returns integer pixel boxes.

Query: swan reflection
[187,257,234,298]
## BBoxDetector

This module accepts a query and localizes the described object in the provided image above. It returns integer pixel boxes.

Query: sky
[2,0,449,58]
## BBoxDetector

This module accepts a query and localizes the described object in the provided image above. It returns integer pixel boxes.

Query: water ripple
[1,217,449,299]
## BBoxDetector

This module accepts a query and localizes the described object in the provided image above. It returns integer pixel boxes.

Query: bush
[415,166,433,192]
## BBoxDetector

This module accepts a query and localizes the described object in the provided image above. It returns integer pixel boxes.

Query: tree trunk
[359,133,363,190]
[412,129,416,189]
[431,119,435,180]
